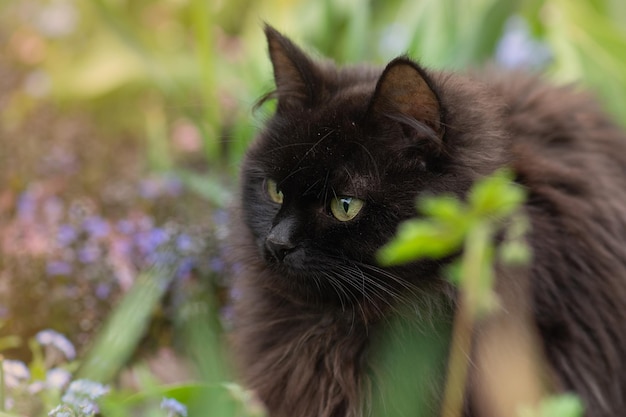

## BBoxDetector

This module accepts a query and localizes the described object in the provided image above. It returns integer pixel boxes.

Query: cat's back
[487,70,626,170]
[482,70,626,417]
[479,70,626,213]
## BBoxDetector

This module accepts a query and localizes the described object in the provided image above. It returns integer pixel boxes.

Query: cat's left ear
[367,58,444,148]
[264,24,322,112]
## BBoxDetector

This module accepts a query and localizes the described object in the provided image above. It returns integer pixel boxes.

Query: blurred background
[1,0,626,415]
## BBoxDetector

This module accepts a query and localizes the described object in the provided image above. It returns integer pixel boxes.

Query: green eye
[330,197,364,221]
[266,179,284,204]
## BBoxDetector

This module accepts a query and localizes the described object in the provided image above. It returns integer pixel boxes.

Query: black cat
[230,25,626,417]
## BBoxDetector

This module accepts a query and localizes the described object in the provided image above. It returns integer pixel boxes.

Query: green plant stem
[191,0,220,162]
[441,222,492,417]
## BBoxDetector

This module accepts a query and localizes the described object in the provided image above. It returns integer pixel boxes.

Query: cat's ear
[367,58,444,149]
[264,24,321,112]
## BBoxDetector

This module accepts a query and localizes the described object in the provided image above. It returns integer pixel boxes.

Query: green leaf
[418,194,466,225]
[378,220,464,265]
[518,393,584,417]
[469,170,526,219]
[539,394,584,417]
[28,338,47,381]
[77,266,175,382]
[499,239,532,265]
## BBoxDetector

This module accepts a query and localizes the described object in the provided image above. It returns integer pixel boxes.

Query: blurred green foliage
[4,0,626,181]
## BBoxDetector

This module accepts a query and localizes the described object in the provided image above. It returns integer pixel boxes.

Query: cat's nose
[265,236,295,262]
[265,216,298,262]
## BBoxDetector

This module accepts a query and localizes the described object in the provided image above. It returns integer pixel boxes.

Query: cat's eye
[330,197,364,222]
[265,179,284,204]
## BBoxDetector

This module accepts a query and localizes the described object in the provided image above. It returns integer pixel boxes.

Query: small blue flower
[2,359,31,388]
[160,397,188,417]
[46,368,72,389]
[36,329,76,360]
[61,379,110,416]
[175,233,194,253]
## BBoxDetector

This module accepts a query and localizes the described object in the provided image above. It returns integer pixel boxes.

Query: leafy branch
[378,169,581,417]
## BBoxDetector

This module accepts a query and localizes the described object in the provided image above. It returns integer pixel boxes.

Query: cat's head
[238,26,506,307]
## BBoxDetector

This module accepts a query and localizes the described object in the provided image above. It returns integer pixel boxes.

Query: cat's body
[230,26,626,417]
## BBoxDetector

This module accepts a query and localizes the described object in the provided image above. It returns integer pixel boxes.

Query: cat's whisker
[319,270,350,312]
[332,267,383,320]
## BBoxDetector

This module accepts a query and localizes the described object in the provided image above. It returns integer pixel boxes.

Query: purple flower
[17,189,37,221]
[176,257,195,278]
[82,216,110,239]
[57,224,77,247]
[77,243,101,264]
[95,282,112,300]
[495,16,552,70]
[135,227,169,255]
[46,260,73,276]
[161,397,188,417]
[175,233,194,252]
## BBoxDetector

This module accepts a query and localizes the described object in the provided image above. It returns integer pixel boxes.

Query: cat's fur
[230,25,626,417]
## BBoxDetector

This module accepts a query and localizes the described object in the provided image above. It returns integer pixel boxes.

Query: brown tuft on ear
[368,58,444,144]
[264,24,320,112]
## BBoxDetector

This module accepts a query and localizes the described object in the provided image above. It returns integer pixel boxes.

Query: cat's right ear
[367,58,444,153]
[264,25,321,112]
